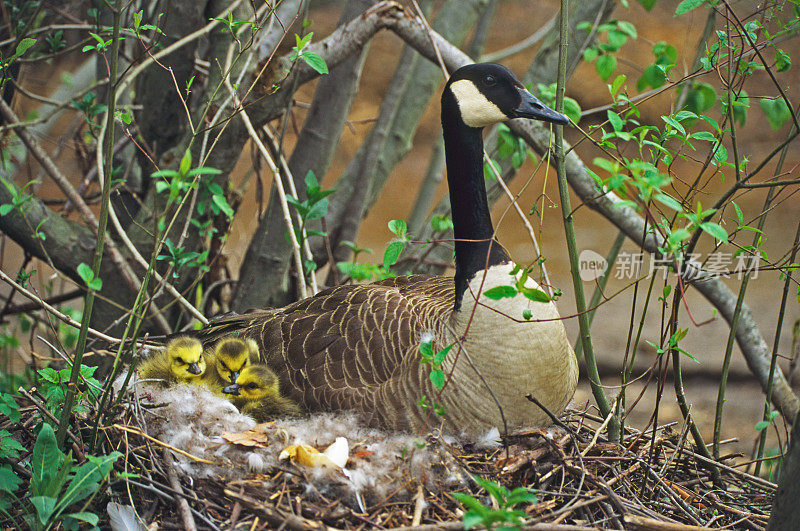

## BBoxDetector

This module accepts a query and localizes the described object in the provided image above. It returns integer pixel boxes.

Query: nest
[8,383,774,530]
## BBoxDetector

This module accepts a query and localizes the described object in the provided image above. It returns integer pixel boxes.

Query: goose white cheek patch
[449,79,509,128]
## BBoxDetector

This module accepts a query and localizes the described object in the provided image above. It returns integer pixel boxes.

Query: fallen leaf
[222,423,272,447]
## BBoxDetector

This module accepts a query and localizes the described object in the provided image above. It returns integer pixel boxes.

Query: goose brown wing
[199,275,454,421]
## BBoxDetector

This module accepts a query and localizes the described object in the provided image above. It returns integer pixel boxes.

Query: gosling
[222,365,304,421]
[137,337,206,386]
[202,337,258,391]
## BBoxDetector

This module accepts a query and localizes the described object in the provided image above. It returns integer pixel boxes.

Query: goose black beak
[187,362,202,375]
[228,370,240,385]
[512,89,569,125]
[222,383,241,396]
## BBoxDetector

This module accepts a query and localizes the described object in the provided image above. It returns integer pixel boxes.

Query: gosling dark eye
[245,383,258,390]
[175,357,184,364]
[483,75,496,86]
[221,362,229,370]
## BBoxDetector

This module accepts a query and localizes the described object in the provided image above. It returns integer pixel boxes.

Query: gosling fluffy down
[137,337,206,386]
[222,364,304,420]
[202,337,258,390]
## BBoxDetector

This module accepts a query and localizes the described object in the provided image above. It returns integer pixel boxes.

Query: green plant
[37,365,101,418]
[0,178,36,217]
[288,32,328,74]
[452,476,537,530]
[0,38,36,90]
[156,237,209,280]
[418,337,453,391]
[0,423,121,530]
[76,263,102,291]
[286,171,335,275]
[337,220,409,282]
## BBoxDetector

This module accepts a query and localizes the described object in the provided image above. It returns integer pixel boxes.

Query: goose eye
[175,357,184,364]
[245,383,258,390]
[221,362,229,370]
[483,75,496,86]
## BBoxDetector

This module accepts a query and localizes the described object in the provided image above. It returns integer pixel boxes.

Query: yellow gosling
[138,337,206,386]
[202,338,258,391]
[221,365,304,421]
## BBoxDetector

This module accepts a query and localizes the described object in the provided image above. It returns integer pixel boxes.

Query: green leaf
[595,55,617,81]
[676,0,706,16]
[583,47,598,63]
[522,308,532,320]
[55,452,121,516]
[31,423,63,497]
[562,98,582,125]
[610,74,626,97]
[186,167,222,177]
[0,465,21,493]
[76,263,101,291]
[388,219,407,238]
[431,214,453,232]
[775,48,791,72]
[482,285,517,300]
[616,21,637,39]
[519,286,551,303]
[179,149,192,176]
[212,194,235,218]
[462,512,485,530]
[0,432,24,459]
[760,98,792,131]
[14,37,37,59]
[655,193,683,212]
[31,495,57,525]
[433,345,453,366]
[637,64,666,91]
[301,52,328,74]
[730,91,749,126]
[429,369,445,390]
[305,198,328,221]
[700,222,728,243]
[637,0,657,10]
[452,493,490,515]
[383,241,404,268]
[66,512,100,526]
[732,202,744,225]
[0,394,20,423]
[606,110,623,131]
[691,131,716,141]
[0,204,12,216]
[682,83,716,115]
[755,420,770,431]
[607,30,628,49]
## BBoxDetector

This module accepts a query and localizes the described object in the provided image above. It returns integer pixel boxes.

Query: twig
[163,448,197,531]
[111,424,215,464]
[480,14,557,62]
[0,267,120,343]
[238,104,308,299]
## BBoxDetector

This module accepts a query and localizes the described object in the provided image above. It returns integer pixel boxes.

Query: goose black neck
[442,95,510,310]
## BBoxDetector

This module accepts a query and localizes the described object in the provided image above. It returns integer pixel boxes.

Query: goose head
[165,337,206,380]
[443,62,568,129]
[212,337,258,384]
[221,364,280,400]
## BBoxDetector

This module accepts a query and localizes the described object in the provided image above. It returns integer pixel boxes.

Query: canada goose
[138,336,206,386]
[202,337,258,389]
[201,63,578,434]
[222,365,304,420]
